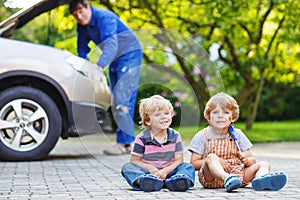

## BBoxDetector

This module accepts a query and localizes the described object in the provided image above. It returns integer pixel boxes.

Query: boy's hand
[149,168,159,175]
[152,168,167,180]
[220,158,231,172]
[238,151,256,166]
[239,154,249,165]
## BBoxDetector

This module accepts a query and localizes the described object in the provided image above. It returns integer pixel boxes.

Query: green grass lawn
[172,119,300,143]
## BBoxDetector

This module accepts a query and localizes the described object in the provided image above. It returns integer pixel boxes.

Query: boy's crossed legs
[200,154,286,192]
[121,162,195,192]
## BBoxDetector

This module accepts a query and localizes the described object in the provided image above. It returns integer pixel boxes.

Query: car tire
[0,86,62,161]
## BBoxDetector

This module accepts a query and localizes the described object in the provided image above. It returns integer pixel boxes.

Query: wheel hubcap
[0,99,49,152]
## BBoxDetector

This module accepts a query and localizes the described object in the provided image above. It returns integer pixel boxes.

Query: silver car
[0,0,111,161]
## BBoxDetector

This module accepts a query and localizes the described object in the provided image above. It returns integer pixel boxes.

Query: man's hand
[97,64,105,70]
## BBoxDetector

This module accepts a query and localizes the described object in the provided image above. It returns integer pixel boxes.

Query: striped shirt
[132,128,184,169]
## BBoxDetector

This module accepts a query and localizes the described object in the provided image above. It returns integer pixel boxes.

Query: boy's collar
[150,132,167,144]
[143,128,176,144]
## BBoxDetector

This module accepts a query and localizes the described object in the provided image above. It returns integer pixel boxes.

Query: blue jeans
[121,162,195,191]
[109,49,143,145]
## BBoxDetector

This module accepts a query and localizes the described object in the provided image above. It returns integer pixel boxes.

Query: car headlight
[65,55,104,81]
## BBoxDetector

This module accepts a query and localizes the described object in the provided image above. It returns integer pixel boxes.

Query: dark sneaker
[165,174,192,192]
[139,174,163,192]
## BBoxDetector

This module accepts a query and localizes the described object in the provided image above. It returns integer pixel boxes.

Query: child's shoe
[252,172,287,191]
[165,174,192,192]
[224,174,242,192]
[139,174,163,192]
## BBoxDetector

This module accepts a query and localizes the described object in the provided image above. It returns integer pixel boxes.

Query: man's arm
[97,16,118,67]
[77,26,91,60]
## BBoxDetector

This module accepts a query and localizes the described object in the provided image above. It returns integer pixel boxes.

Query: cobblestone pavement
[0,132,299,200]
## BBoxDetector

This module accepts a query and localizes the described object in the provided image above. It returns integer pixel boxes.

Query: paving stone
[0,134,299,199]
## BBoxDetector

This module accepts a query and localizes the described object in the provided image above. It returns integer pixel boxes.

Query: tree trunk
[245,74,265,130]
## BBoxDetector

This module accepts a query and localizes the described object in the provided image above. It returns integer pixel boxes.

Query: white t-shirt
[188,126,253,155]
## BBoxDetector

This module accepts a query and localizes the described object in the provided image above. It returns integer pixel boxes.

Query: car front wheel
[0,86,61,161]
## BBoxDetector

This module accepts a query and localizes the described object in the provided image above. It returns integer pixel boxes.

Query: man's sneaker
[103,143,131,155]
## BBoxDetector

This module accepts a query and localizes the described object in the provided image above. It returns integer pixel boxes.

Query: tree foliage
[2,0,300,128]
[96,0,300,129]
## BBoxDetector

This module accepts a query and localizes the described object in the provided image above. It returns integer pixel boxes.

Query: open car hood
[0,0,71,37]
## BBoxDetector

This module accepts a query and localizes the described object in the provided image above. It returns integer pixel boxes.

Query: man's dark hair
[69,0,89,13]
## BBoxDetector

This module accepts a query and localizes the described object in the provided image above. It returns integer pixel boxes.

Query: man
[69,0,143,155]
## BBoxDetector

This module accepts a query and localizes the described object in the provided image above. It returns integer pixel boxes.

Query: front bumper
[65,101,111,137]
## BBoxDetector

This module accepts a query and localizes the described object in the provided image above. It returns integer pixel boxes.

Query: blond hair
[139,95,174,128]
[204,92,239,122]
